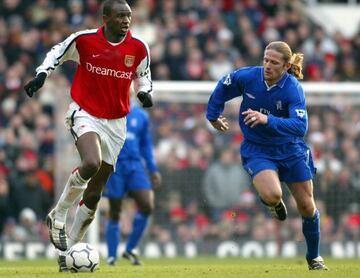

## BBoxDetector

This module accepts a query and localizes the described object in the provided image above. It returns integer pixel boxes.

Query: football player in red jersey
[24,0,153,271]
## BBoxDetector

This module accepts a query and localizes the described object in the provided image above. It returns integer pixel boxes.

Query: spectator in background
[10,168,51,221]
[202,149,251,222]
[0,0,359,246]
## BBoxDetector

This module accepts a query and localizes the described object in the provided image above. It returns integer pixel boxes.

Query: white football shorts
[64,102,126,167]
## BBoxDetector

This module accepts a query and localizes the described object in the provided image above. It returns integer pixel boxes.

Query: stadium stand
[0,0,359,249]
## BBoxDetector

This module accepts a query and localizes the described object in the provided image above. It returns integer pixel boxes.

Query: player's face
[263,49,290,86]
[103,2,132,36]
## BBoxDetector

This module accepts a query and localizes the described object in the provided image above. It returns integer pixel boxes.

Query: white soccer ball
[65,243,100,272]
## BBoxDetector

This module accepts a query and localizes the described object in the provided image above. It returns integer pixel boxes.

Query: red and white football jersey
[36,27,152,119]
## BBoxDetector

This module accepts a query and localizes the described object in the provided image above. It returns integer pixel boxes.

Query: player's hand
[209,115,229,132]
[137,91,153,108]
[24,72,47,97]
[151,172,162,189]
[242,108,268,128]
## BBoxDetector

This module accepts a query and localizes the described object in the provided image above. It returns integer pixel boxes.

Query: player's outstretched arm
[24,72,47,97]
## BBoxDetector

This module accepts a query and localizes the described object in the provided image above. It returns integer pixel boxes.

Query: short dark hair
[103,0,128,16]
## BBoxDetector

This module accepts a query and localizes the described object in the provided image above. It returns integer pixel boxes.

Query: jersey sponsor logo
[85,62,133,79]
[259,108,270,115]
[124,55,135,67]
[276,100,282,110]
[223,74,231,86]
[245,93,256,99]
[295,109,306,118]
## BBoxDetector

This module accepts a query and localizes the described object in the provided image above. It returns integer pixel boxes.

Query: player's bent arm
[36,29,96,76]
[206,71,243,121]
[134,56,153,96]
[267,114,307,137]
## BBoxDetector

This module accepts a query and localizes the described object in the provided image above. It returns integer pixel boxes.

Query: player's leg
[253,170,287,220]
[47,132,102,251]
[106,198,122,265]
[123,189,154,265]
[56,161,111,273]
[285,148,328,270]
[287,180,328,270]
[67,161,114,247]
[243,157,287,220]
[67,114,126,248]
[103,168,126,265]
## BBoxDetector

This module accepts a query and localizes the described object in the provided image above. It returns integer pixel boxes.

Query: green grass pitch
[0,257,359,278]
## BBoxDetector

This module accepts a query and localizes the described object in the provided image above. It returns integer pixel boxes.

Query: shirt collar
[261,67,289,89]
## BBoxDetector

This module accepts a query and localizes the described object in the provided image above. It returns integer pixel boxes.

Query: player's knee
[109,209,121,221]
[139,202,154,215]
[298,202,316,218]
[82,158,102,176]
[262,192,282,206]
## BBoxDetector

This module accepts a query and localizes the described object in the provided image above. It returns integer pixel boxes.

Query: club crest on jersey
[124,55,135,67]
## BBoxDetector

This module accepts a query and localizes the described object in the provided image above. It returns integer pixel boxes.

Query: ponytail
[288,53,304,80]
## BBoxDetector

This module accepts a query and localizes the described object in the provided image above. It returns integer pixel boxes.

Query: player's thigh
[242,157,282,197]
[76,132,102,166]
[287,180,316,217]
[103,171,126,199]
[65,103,103,167]
[253,170,282,200]
[130,189,154,214]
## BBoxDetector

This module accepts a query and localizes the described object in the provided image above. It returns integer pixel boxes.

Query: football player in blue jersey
[206,41,328,270]
[103,102,161,266]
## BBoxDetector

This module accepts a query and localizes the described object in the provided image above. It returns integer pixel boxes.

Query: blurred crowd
[0,0,359,246]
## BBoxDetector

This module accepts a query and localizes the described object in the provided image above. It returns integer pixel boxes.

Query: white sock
[54,168,89,223]
[67,201,96,248]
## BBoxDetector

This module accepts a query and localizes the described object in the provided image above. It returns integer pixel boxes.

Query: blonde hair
[266,41,304,80]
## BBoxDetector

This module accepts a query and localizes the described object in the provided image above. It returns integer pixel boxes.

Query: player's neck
[103,27,126,43]
[265,73,285,87]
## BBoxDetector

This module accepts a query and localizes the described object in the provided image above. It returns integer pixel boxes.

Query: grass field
[0,257,359,278]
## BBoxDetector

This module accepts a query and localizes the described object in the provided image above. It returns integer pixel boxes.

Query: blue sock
[302,210,320,261]
[126,212,149,252]
[105,220,120,259]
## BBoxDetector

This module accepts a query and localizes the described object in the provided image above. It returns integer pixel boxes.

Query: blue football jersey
[206,66,309,158]
[115,105,158,173]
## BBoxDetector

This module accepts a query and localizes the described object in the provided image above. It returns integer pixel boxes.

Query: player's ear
[285,62,291,71]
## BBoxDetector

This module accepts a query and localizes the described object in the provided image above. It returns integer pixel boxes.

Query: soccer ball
[65,243,100,272]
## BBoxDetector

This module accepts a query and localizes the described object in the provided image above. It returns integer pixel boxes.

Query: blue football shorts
[103,160,151,199]
[242,147,316,183]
